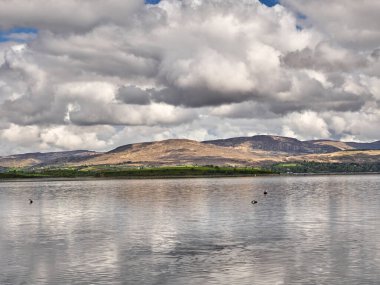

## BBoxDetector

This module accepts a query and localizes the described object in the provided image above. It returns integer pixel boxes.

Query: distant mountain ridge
[1,135,379,169]
[204,135,380,153]
[346,141,380,150]
[0,150,99,168]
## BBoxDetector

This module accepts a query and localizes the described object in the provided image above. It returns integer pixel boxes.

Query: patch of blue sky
[145,0,279,7]
[145,0,160,4]
[259,0,279,7]
[0,1,281,43]
[0,27,38,43]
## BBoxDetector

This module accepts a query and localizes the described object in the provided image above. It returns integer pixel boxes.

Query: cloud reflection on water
[0,176,380,284]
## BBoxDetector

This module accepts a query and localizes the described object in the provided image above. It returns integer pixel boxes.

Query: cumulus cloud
[0,124,118,155]
[0,0,379,154]
[282,111,331,140]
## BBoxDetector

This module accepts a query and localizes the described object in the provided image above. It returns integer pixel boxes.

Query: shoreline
[1,172,379,182]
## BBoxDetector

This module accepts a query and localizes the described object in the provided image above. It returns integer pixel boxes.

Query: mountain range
[1,135,380,169]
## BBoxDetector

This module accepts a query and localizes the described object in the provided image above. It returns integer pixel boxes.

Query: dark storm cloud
[116,86,151,105]
[282,42,368,73]
[282,0,380,50]
[0,0,143,33]
[151,87,260,108]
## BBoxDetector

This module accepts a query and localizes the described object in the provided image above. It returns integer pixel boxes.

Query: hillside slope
[72,139,284,167]
[1,135,379,169]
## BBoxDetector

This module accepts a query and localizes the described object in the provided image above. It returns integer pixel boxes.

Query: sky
[0,0,379,155]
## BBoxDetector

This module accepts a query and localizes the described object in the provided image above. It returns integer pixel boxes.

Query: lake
[1,175,380,284]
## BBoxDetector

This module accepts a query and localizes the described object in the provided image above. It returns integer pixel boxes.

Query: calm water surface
[1,175,380,285]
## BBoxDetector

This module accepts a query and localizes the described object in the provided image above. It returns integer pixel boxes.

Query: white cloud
[1,124,40,145]
[40,126,112,150]
[282,111,331,140]
[0,0,379,154]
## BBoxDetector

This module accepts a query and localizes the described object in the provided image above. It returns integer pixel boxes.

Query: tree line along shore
[1,162,380,179]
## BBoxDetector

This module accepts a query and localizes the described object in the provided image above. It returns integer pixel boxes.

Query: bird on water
[264,191,268,195]
[251,200,258,204]
[29,199,33,204]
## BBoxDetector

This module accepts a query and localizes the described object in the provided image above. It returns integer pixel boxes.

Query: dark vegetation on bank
[267,161,380,173]
[1,162,380,180]
[0,165,273,179]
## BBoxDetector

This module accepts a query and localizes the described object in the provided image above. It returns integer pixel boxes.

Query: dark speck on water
[1,175,380,285]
